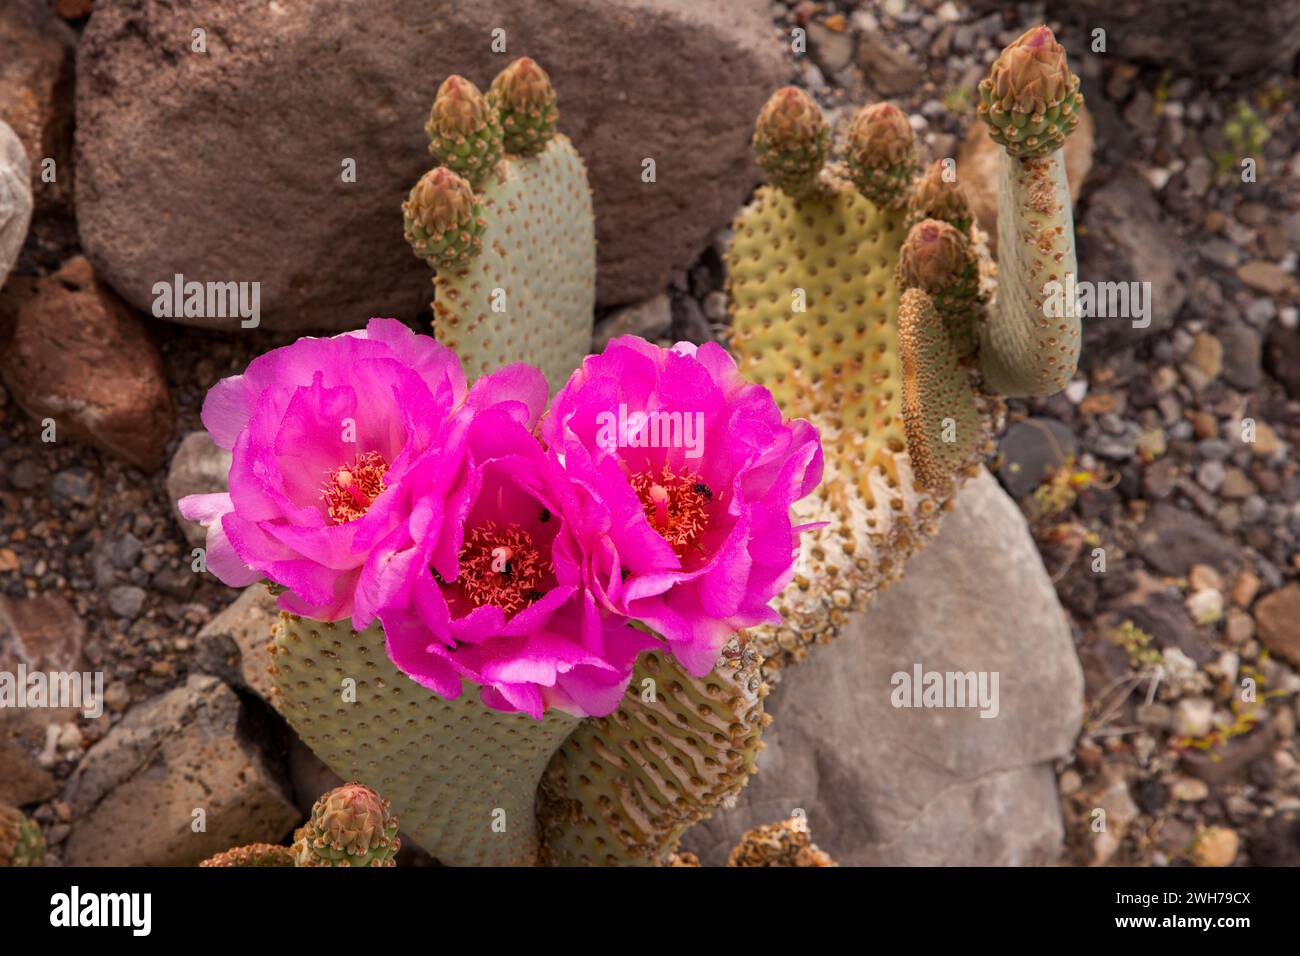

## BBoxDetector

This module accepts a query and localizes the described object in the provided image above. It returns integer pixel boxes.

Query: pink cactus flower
[377,389,658,718]
[178,318,500,627]
[542,336,824,676]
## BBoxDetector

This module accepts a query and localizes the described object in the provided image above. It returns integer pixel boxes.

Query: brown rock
[61,675,300,866]
[854,31,924,96]
[957,105,1094,255]
[1236,261,1290,296]
[75,0,785,329]
[1254,584,1300,666]
[54,0,94,19]
[0,0,75,205]
[1185,332,1223,380]
[0,256,174,470]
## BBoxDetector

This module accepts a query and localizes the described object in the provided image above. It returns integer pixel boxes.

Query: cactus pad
[290,781,400,867]
[845,102,918,210]
[905,159,974,235]
[897,218,983,358]
[270,611,579,866]
[536,637,768,865]
[726,166,992,669]
[409,58,596,393]
[753,87,832,199]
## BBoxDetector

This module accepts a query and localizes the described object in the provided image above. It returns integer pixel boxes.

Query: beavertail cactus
[407,58,596,393]
[727,23,1083,669]
[0,803,45,867]
[200,783,399,868]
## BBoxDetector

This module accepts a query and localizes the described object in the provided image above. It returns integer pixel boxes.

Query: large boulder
[681,469,1084,866]
[61,675,300,866]
[75,0,785,331]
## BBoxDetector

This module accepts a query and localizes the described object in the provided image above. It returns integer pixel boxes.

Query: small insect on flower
[692,482,713,500]
[538,508,551,523]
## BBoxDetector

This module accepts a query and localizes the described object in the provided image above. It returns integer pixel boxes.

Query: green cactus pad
[199,843,297,867]
[898,289,981,492]
[537,638,767,866]
[977,25,1083,160]
[897,219,983,358]
[425,76,504,191]
[490,57,559,158]
[979,148,1080,396]
[430,134,595,392]
[0,803,45,867]
[270,612,578,866]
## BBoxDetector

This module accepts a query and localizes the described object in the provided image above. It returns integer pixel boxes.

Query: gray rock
[48,466,98,507]
[75,0,785,329]
[592,295,672,351]
[106,584,146,619]
[681,469,1083,865]
[62,675,299,866]
[194,585,279,704]
[1218,325,1262,390]
[0,121,31,290]
[1039,0,1300,77]
[1077,169,1187,354]
[1135,503,1241,577]
[996,417,1077,498]
[166,431,232,547]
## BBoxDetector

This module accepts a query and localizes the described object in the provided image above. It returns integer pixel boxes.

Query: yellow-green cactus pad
[726,172,990,669]
[490,57,559,158]
[898,288,981,492]
[536,638,768,866]
[979,147,1080,396]
[897,218,984,358]
[270,611,579,866]
[432,134,595,392]
[425,76,504,191]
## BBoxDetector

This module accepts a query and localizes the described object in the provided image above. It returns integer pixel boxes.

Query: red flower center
[455,522,548,615]
[629,464,712,559]
[322,451,389,524]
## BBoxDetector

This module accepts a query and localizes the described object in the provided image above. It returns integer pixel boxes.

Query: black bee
[693,482,713,501]
[538,508,551,523]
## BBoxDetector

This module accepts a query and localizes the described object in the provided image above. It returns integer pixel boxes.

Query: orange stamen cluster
[629,464,712,559]
[455,522,548,615]
[322,451,389,524]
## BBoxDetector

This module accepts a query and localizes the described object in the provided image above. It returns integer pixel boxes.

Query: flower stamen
[455,522,548,615]
[322,451,389,524]
[629,465,712,559]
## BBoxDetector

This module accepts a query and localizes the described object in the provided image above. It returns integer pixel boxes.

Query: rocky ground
[1,0,1298,866]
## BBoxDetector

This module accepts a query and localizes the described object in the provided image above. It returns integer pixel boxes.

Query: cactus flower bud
[897,219,982,358]
[490,57,559,157]
[426,75,504,189]
[291,782,400,867]
[845,101,918,210]
[977,25,1083,159]
[0,803,45,867]
[906,160,974,235]
[753,87,830,199]
[402,166,485,269]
